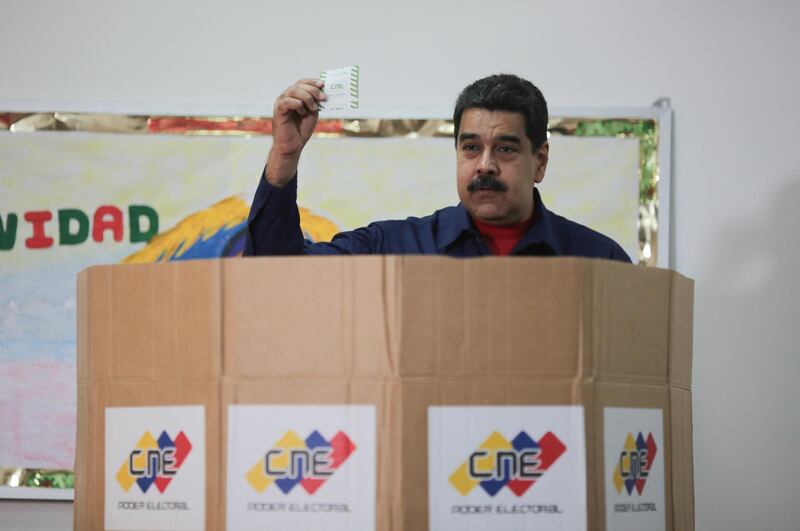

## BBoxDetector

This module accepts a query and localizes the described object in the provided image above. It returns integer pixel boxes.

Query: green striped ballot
[320,65,359,111]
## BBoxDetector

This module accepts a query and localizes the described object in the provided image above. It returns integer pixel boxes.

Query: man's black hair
[453,74,548,151]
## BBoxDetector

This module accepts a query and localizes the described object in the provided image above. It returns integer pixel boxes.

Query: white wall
[2,0,799,529]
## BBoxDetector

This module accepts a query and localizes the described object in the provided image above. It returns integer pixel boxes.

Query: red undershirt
[472,215,534,256]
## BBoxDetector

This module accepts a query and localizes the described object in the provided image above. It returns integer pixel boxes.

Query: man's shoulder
[547,210,631,261]
[369,205,460,230]
[362,205,463,254]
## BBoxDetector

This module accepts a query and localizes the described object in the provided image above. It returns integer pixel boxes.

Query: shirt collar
[519,187,563,255]
[435,188,563,255]
[434,203,476,252]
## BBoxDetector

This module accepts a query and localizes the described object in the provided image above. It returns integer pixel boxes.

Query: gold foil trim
[9,113,60,132]
[0,468,24,487]
[0,468,74,489]
[57,113,148,133]
[1,114,492,139]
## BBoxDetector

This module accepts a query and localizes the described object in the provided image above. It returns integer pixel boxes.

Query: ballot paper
[320,65,359,111]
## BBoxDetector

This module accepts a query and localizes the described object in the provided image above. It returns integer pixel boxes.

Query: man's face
[456,108,549,225]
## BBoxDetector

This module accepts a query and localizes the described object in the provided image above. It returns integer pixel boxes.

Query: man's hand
[265,78,327,188]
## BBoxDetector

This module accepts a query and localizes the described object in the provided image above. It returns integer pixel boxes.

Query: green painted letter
[0,213,17,250]
[58,209,89,245]
[129,205,159,243]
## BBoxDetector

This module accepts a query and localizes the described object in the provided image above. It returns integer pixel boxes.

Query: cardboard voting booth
[75,256,694,531]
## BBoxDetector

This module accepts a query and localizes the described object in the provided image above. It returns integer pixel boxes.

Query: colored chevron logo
[612,431,657,495]
[115,430,192,494]
[449,431,566,497]
[246,430,356,495]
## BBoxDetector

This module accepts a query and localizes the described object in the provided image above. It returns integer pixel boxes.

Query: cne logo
[115,430,192,494]
[246,430,356,495]
[449,431,566,497]
[612,432,657,495]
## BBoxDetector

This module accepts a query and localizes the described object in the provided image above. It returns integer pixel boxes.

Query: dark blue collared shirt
[244,176,631,262]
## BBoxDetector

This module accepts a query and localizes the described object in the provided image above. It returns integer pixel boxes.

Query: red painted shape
[636,432,658,495]
[538,431,567,470]
[329,431,356,469]
[507,478,535,497]
[645,433,657,472]
[300,477,326,494]
[24,211,54,249]
[154,476,172,493]
[92,205,123,242]
[173,431,193,467]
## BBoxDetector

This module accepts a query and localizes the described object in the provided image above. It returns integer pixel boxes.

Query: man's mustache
[467,175,508,193]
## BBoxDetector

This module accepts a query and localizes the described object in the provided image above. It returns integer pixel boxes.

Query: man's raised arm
[265,78,326,188]
[244,79,327,256]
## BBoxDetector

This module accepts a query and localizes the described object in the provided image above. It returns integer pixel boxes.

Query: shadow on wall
[693,176,800,529]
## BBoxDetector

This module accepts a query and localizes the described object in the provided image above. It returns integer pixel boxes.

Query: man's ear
[534,141,549,184]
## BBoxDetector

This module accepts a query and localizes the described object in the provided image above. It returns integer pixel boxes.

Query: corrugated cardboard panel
[670,387,695,531]
[77,269,92,386]
[592,261,671,385]
[222,378,386,404]
[393,257,464,377]
[398,257,585,379]
[592,383,671,531]
[73,381,220,531]
[668,273,694,389]
[76,261,221,384]
[223,257,394,379]
[577,382,600,531]
[73,383,98,531]
[75,257,692,531]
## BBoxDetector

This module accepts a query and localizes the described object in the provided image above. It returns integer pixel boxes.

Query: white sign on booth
[104,405,205,531]
[428,405,587,531]
[226,404,376,531]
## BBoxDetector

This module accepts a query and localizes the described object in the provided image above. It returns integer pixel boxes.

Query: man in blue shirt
[244,74,630,262]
